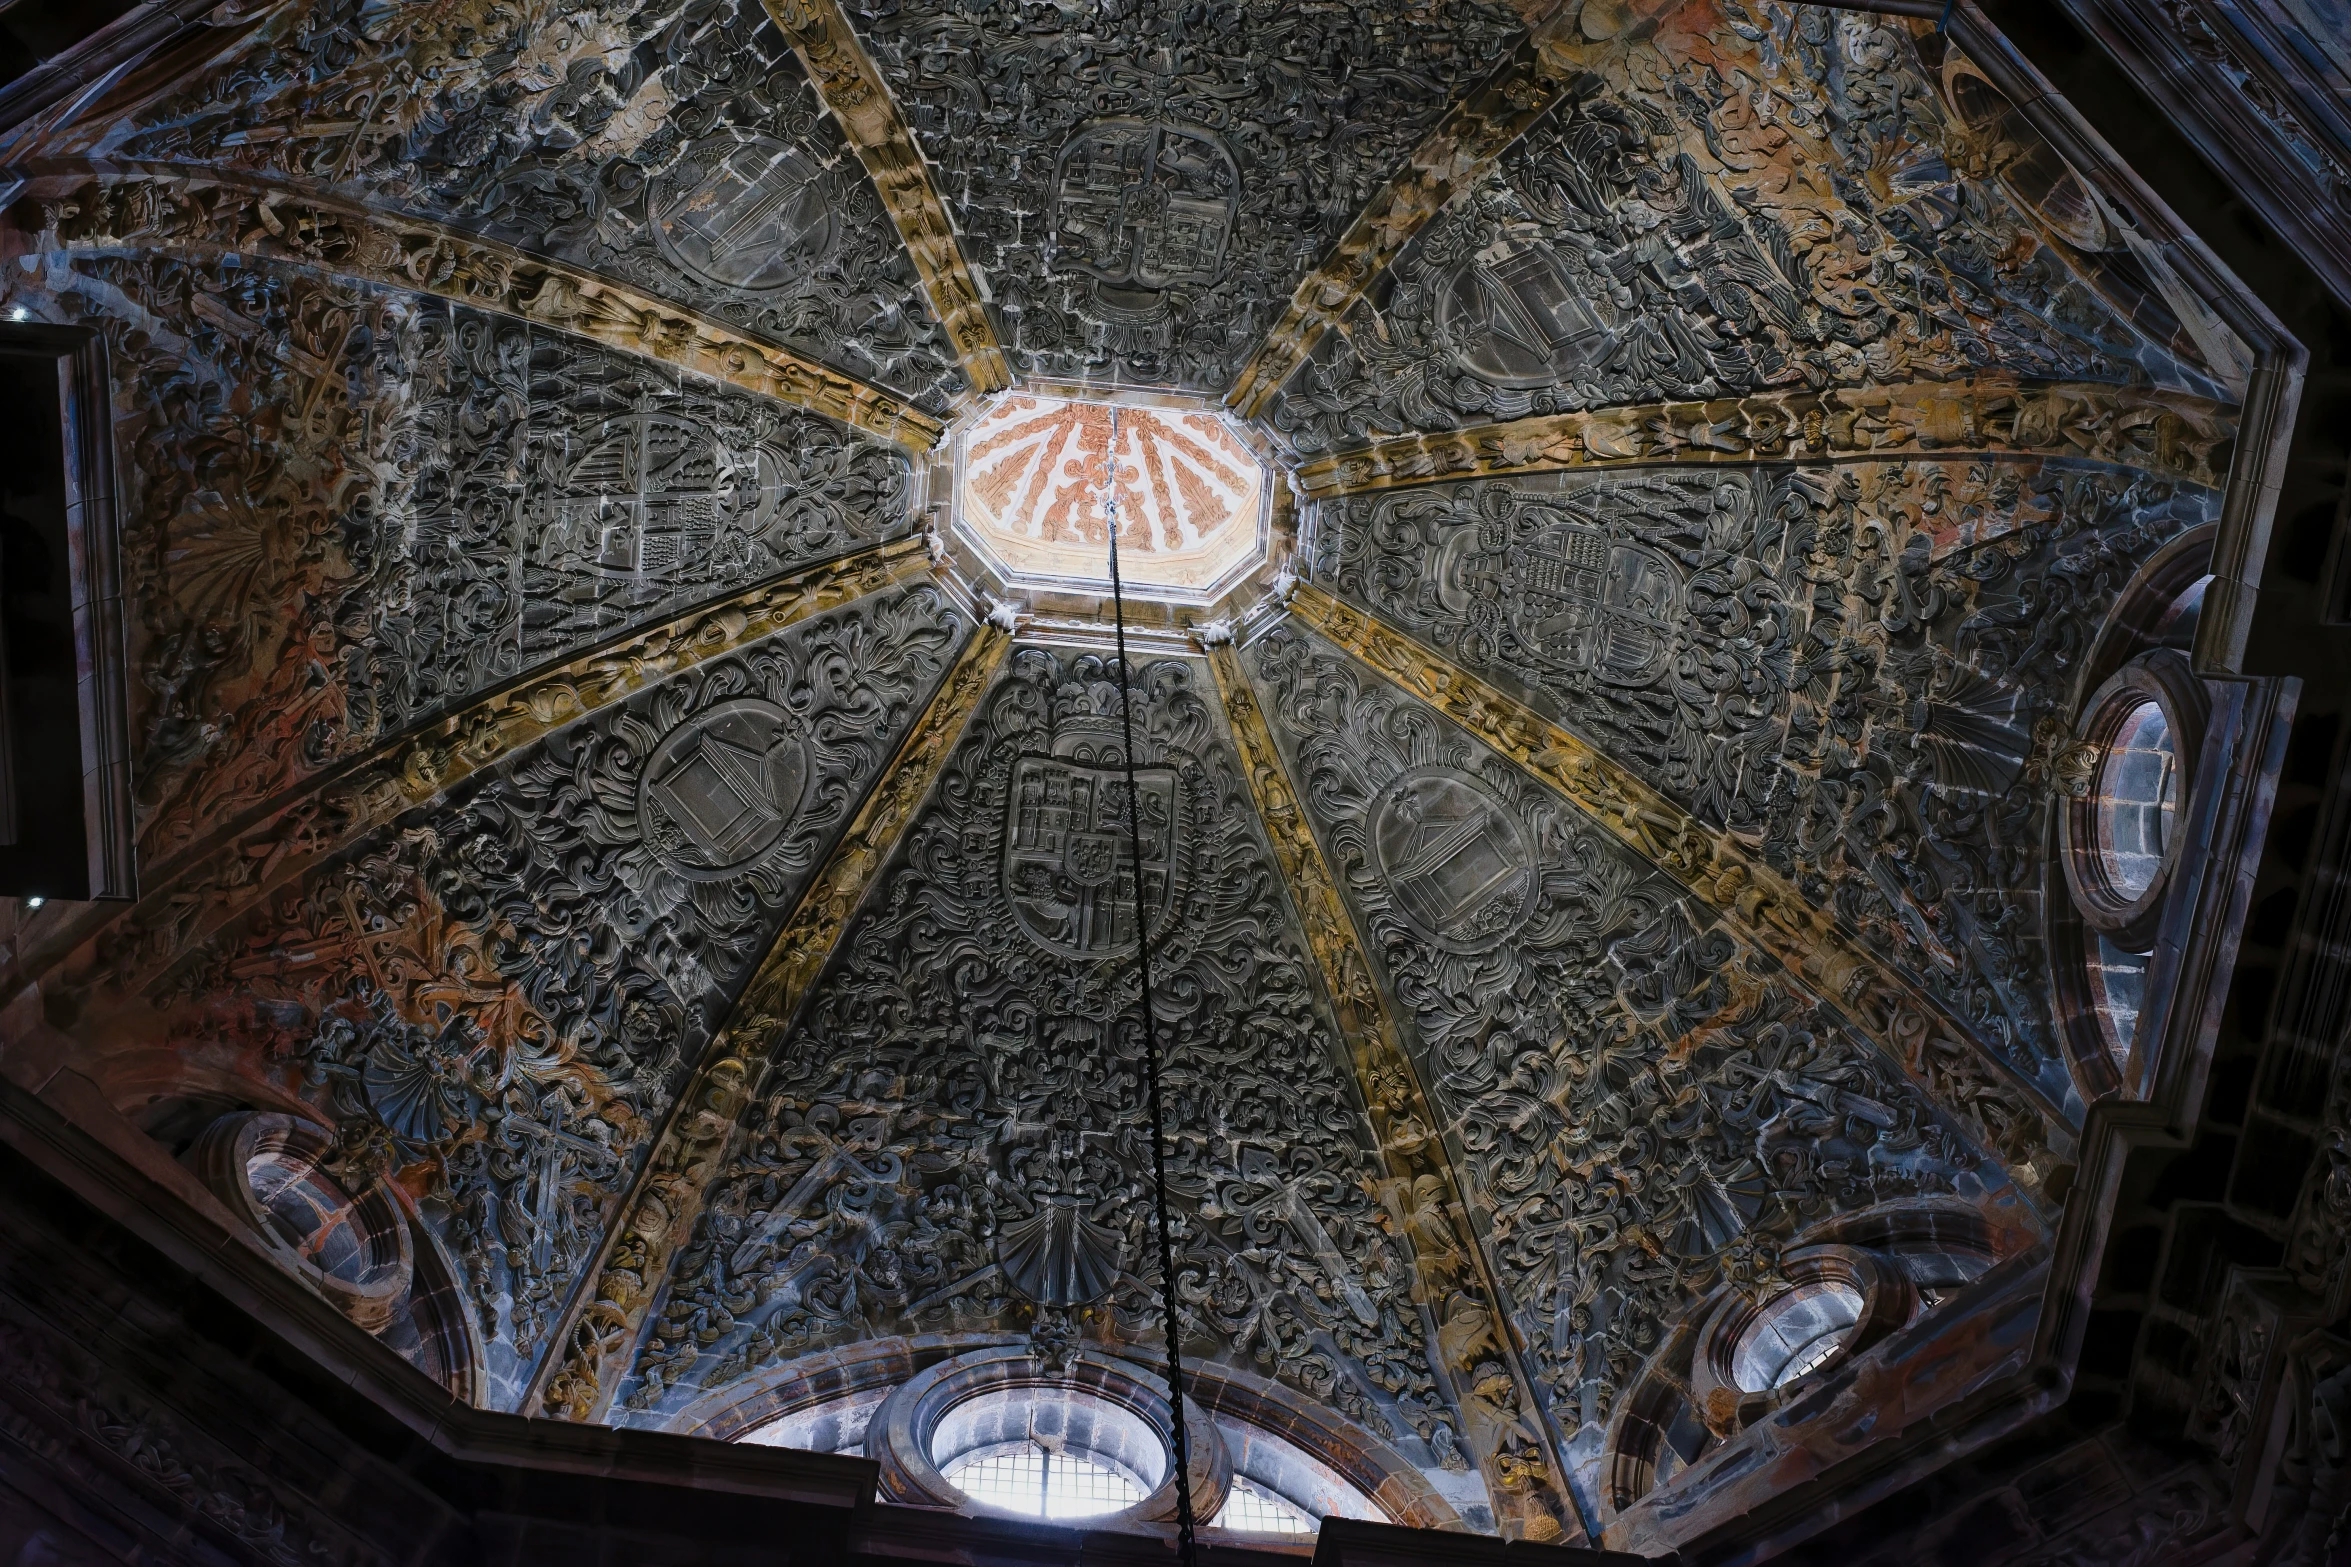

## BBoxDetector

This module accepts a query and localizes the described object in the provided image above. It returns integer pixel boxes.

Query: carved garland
[1205,645,1582,1544]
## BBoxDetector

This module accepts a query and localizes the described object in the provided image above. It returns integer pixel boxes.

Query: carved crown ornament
[0,0,2298,1556]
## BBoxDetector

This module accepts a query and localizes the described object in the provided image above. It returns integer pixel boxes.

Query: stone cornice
[2044,0,2351,315]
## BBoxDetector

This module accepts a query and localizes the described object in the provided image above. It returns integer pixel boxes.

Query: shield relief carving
[1002,731,1186,959]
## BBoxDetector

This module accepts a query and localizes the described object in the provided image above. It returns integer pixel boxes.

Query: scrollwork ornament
[617,647,1493,1516]
[831,0,1525,391]
[1303,451,2210,1131]
[179,585,964,1401]
[67,0,968,409]
[1262,9,2233,457]
[1242,620,1992,1457]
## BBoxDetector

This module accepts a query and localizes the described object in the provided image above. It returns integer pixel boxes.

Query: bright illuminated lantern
[950,393,1271,601]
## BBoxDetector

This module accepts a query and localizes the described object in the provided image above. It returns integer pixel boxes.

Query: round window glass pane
[246,1148,370,1281]
[1732,1281,1866,1392]
[1212,1476,1317,1535]
[2097,700,2178,899]
[941,1440,1147,1520]
[930,1386,1166,1521]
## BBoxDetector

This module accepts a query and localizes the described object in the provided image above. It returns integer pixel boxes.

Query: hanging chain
[1102,406,1200,1566]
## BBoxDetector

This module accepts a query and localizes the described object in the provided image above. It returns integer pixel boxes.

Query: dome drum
[0,0,2312,1559]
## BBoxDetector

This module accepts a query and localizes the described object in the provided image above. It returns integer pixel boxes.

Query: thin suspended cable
[1102,406,1200,1566]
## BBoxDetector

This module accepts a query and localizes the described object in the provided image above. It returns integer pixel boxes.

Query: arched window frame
[2044,524,2263,1104]
[187,1109,480,1400]
[1601,1202,2009,1521]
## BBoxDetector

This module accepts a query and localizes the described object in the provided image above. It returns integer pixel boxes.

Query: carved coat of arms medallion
[651,134,839,294]
[1002,731,1184,959]
[1051,119,1241,320]
[1438,243,1617,388]
[1436,518,1683,687]
[1370,768,1535,954]
[638,696,810,879]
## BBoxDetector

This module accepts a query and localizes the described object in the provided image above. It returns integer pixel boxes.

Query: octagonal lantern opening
[949,392,1273,606]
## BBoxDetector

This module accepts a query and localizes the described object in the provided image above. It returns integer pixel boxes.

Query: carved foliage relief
[1308,460,2213,1098]
[1,251,911,864]
[841,0,1524,392]
[620,648,1506,1518]
[155,585,967,1406]
[353,322,913,741]
[1263,7,2229,458]
[84,0,965,409]
[1242,622,2008,1505]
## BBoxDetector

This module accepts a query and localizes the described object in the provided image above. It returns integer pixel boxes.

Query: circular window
[191,1112,413,1331]
[2061,652,2205,952]
[1731,1281,1866,1393]
[736,1346,1415,1532]
[866,1348,1230,1526]
[943,1441,1150,1520]
[932,1386,1165,1521]
[246,1141,379,1277]
[1212,1476,1317,1536]
[1943,58,2111,251]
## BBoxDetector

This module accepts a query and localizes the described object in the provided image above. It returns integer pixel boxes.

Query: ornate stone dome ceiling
[0,0,2283,1552]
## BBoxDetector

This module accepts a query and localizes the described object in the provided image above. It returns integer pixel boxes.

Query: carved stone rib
[534,622,1012,1423]
[4,543,934,1016]
[1207,645,1589,1546]
[1294,379,2237,498]
[1223,31,1576,422]
[758,0,1011,396]
[26,166,947,449]
[1286,582,2069,1181]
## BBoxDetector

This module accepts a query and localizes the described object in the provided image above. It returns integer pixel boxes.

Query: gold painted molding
[760,0,1012,396]
[6,543,935,1013]
[536,622,1012,1422]
[1286,583,2064,1175]
[534,1049,753,1422]
[27,166,947,449]
[1294,379,2237,498]
[1224,33,1576,422]
[1208,646,1583,1546]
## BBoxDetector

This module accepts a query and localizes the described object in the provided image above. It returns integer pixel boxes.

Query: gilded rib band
[1295,381,2235,498]
[534,621,1012,1422]
[1287,582,2064,1175]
